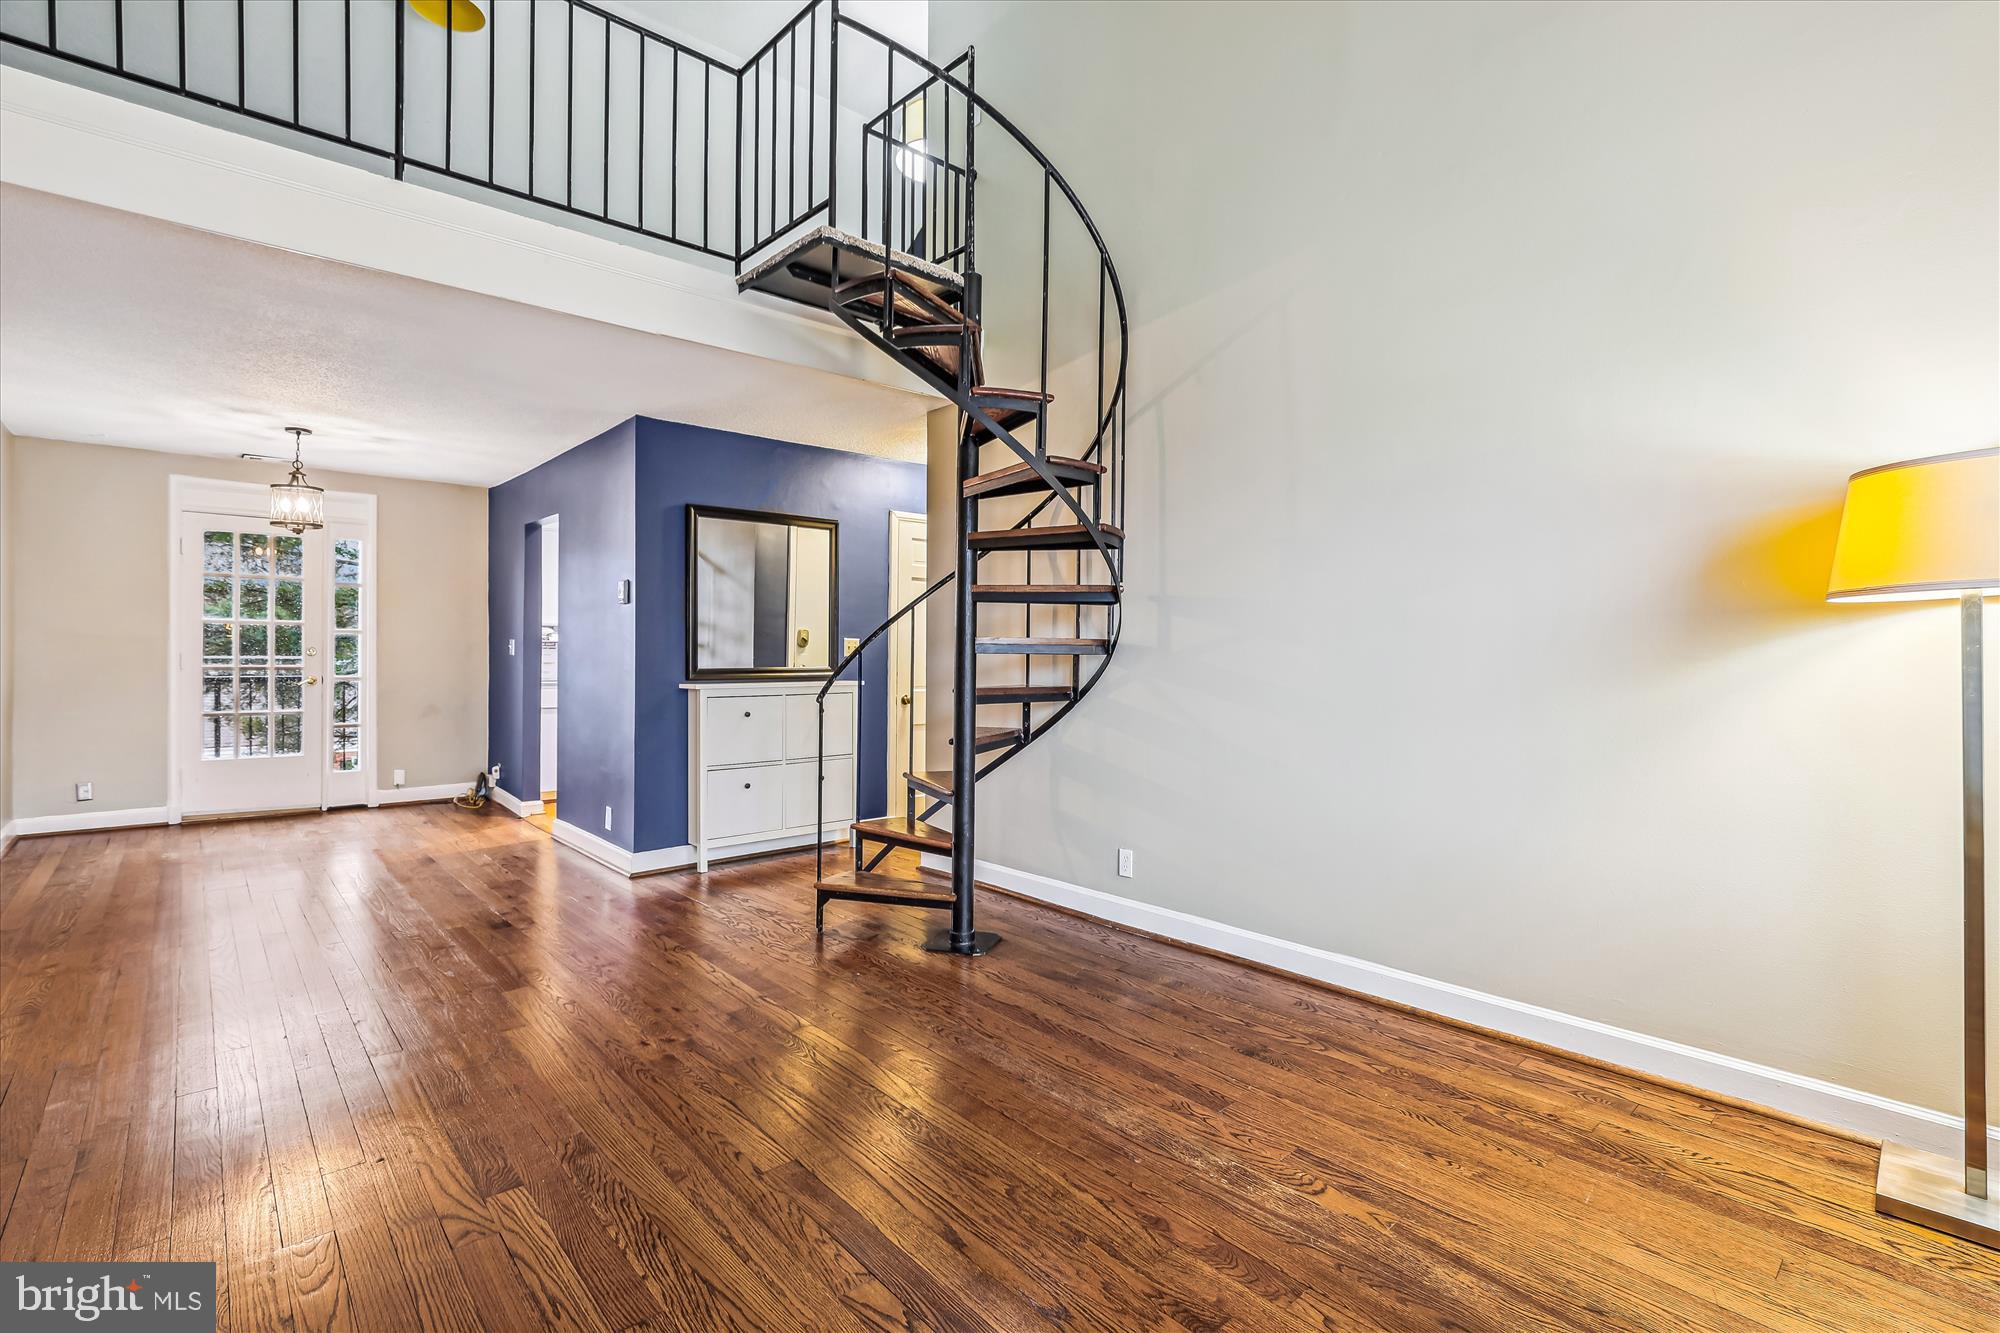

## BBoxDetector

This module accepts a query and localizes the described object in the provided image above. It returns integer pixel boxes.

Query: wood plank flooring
[2,805,1996,1330]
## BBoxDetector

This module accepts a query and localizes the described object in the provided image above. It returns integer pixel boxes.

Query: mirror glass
[688,506,838,677]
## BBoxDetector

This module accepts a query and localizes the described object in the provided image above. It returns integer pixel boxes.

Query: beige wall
[5,436,487,818]
[930,0,1999,1120]
[1,423,12,826]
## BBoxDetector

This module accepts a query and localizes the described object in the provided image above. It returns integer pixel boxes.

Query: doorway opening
[887,510,928,809]
[532,516,559,831]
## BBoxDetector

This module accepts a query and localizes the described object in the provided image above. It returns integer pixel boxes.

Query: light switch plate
[76,781,93,802]
[844,637,860,656]
[617,579,632,605]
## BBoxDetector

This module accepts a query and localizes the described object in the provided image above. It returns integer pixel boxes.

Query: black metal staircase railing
[3,0,1129,958]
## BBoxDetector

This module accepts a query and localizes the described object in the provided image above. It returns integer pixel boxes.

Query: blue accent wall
[487,419,637,847]
[632,417,926,853]
[488,415,925,858]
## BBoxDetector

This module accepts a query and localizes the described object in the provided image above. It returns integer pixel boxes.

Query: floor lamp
[1827,446,1998,1248]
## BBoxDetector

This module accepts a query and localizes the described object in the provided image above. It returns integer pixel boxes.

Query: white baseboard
[947,853,1998,1162]
[4,805,175,838]
[548,819,694,876]
[372,782,467,806]
[491,786,545,818]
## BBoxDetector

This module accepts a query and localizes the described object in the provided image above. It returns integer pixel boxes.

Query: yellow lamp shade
[407,0,486,33]
[1827,448,1999,602]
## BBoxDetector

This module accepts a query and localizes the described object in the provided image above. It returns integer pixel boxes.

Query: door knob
[900,694,912,705]
[306,646,318,658]
[305,675,320,686]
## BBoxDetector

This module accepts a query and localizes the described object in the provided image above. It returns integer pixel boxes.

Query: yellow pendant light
[407,0,487,33]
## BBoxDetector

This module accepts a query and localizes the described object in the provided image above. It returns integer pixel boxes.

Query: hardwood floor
[2,806,1996,1331]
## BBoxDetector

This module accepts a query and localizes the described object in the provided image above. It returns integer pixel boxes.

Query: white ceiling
[0,186,934,487]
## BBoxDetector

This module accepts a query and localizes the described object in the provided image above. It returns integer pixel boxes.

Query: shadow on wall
[1698,494,1917,635]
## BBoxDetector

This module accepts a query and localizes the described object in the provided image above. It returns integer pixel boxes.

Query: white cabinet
[684,681,858,871]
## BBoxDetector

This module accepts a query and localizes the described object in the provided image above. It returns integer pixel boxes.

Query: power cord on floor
[454,770,491,810]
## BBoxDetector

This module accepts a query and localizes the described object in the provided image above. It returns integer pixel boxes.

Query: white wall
[5,436,488,820]
[929,0,1999,1128]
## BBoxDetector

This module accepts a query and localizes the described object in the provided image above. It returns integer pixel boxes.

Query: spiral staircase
[737,23,1129,957]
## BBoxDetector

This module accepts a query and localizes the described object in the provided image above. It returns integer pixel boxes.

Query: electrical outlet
[393,769,406,788]
[508,638,516,655]
[844,637,860,656]
[75,781,94,803]
[604,805,613,832]
[1117,847,1134,878]
[617,579,632,605]
[490,763,502,783]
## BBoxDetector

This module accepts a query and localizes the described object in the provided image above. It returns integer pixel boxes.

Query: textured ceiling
[0,186,933,486]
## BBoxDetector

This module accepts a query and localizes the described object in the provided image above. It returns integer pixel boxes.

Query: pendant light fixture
[268,427,326,534]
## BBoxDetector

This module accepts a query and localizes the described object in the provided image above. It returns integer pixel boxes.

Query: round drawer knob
[743,782,752,789]
[743,710,751,718]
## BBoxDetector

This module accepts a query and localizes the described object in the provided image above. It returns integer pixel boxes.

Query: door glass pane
[274,535,304,575]
[333,540,360,583]
[239,533,270,574]
[239,578,270,620]
[274,580,302,621]
[203,714,236,760]
[239,624,268,665]
[334,635,359,676]
[203,578,232,619]
[239,714,270,758]
[333,680,358,724]
[238,673,270,711]
[204,531,234,572]
[332,728,359,772]
[276,713,302,755]
[276,671,303,710]
[202,670,234,712]
[274,625,302,662]
[334,585,359,630]
[203,623,232,662]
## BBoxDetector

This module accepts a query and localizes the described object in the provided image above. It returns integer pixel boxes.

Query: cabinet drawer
[703,695,784,767]
[785,690,854,761]
[704,766,784,841]
[783,756,853,830]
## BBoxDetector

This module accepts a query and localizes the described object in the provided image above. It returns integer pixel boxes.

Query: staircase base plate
[924,928,1003,956]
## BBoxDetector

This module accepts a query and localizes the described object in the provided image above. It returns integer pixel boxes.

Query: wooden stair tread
[888,323,972,338]
[814,867,955,904]
[906,769,954,799]
[968,523,1124,549]
[972,725,1026,751]
[976,637,1111,653]
[971,386,1052,402]
[973,583,1120,603]
[975,684,1075,703]
[964,456,1103,498]
[852,816,953,851]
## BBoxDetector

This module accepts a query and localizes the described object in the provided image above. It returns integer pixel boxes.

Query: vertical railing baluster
[445,0,453,171]
[730,61,740,264]
[768,44,777,235]
[600,18,610,219]
[528,0,537,196]
[114,0,124,71]
[703,61,712,252]
[637,38,647,231]
[827,1,838,235]
[880,50,892,335]
[751,61,759,248]
[792,24,800,226]
[806,8,816,222]
[1038,170,1051,453]
[342,0,351,142]
[236,0,245,108]
[46,0,54,50]
[487,0,496,181]
[392,0,404,176]
[177,0,187,92]
[669,50,679,240]
[565,0,574,206]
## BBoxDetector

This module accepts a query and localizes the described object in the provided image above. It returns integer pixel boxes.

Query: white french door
[173,482,375,818]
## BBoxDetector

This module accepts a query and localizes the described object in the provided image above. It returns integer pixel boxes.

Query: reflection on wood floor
[1,804,1995,1330]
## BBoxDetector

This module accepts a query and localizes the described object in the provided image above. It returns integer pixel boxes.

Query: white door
[887,512,928,807]
[178,502,373,817]
[182,515,325,814]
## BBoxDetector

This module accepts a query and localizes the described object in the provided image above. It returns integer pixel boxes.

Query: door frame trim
[166,475,379,824]
[886,509,927,810]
